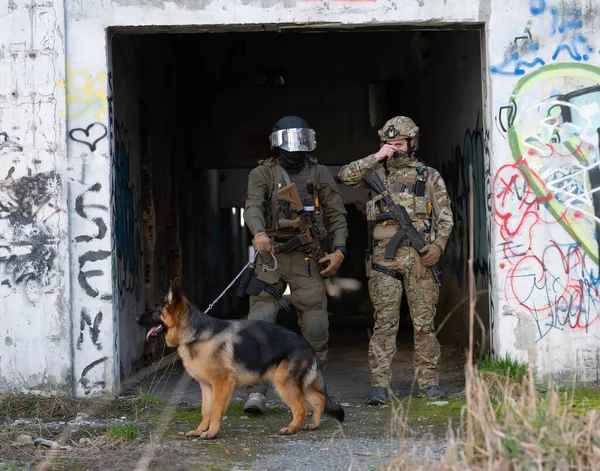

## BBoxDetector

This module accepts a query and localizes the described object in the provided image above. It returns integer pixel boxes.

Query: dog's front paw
[198,422,210,432]
[303,423,319,431]
[278,427,298,436]
[200,431,217,439]
[180,430,203,437]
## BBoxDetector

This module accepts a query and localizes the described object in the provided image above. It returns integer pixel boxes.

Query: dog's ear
[167,277,183,304]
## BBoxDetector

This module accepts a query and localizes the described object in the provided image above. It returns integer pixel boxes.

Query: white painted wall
[0,0,71,394]
[64,23,117,396]
[1,0,599,396]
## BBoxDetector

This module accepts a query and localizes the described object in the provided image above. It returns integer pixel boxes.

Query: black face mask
[279,150,306,174]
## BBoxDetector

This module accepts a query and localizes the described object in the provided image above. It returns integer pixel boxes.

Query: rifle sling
[372,263,403,281]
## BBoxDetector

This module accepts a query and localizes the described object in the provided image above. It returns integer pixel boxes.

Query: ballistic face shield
[269,127,317,152]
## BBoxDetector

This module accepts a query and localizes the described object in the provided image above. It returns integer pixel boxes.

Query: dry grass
[382,167,600,471]
[379,366,600,470]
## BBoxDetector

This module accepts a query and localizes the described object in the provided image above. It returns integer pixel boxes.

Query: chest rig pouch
[366,166,430,223]
[264,158,326,240]
[414,166,429,215]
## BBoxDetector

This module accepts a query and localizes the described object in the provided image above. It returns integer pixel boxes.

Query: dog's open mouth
[146,323,166,341]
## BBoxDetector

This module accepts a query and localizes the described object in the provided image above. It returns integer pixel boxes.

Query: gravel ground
[251,436,448,470]
[1,330,464,470]
[129,329,464,470]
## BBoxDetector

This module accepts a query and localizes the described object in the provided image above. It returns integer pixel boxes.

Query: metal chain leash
[261,248,278,272]
[203,248,278,314]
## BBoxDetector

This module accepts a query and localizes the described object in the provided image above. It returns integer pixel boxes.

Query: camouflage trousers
[247,250,329,395]
[368,241,441,390]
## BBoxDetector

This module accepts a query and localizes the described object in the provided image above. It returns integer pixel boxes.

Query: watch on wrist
[334,245,346,257]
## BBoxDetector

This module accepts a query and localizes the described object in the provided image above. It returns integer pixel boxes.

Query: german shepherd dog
[136,279,344,439]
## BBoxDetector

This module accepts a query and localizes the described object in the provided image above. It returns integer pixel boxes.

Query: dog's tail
[309,359,345,423]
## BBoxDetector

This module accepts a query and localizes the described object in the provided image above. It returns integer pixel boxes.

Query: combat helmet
[378,116,420,153]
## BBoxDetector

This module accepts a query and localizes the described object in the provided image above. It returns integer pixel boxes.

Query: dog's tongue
[146,325,162,342]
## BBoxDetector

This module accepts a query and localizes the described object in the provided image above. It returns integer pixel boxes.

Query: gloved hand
[413,248,428,279]
[420,244,442,267]
[319,251,344,277]
[253,232,272,253]
[374,144,398,161]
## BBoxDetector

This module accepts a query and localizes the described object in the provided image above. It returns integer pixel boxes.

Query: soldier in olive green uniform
[243,116,348,414]
[338,116,453,403]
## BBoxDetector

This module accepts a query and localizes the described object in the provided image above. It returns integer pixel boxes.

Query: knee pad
[308,317,327,341]
[248,304,276,322]
[250,308,267,322]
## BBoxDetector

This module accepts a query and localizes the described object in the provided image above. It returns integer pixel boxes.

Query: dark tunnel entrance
[108,25,489,382]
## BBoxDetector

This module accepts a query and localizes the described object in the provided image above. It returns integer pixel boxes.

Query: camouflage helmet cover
[378,116,420,142]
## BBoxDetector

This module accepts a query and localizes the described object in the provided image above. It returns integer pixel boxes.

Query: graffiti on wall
[0,165,62,303]
[491,1,596,76]
[74,182,112,300]
[113,121,136,285]
[441,116,490,285]
[62,63,114,395]
[71,173,111,394]
[0,132,24,153]
[66,65,144,395]
[58,64,108,122]
[110,96,142,308]
[491,0,600,344]
[69,123,108,152]
[77,307,103,350]
[494,62,600,341]
[79,357,108,394]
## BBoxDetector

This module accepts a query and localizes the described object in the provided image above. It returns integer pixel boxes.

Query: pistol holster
[236,266,281,300]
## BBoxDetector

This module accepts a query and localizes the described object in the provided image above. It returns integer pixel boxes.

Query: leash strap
[204,252,258,313]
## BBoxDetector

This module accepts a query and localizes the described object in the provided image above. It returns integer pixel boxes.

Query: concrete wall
[0,0,71,394]
[488,1,600,382]
[1,0,599,396]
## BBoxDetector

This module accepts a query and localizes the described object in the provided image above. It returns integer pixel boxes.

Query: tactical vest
[259,157,324,239]
[366,165,433,242]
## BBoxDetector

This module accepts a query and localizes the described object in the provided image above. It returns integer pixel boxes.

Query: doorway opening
[108,25,489,385]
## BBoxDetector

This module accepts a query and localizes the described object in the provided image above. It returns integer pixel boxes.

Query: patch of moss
[401,397,464,424]
[171,402,289,427]
[557,386,600,417]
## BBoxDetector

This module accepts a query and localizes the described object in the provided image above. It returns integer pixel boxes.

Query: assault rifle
[276,183,336,297]
[363,170,442,286]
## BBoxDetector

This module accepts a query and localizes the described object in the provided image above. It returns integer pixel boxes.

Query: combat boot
[417,385,448,399]
[244,393,266,414]
[366,386,388,405]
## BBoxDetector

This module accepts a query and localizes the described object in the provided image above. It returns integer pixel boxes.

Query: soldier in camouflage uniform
[338,116,453,403]
[243,115,348,414]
